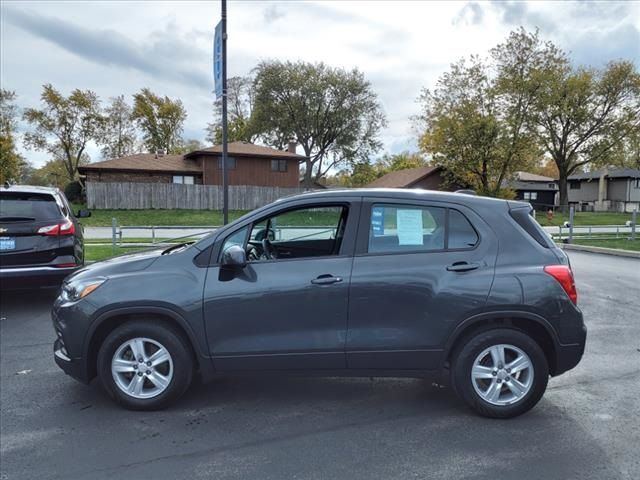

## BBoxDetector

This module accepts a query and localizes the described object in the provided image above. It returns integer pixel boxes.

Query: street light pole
[221,0,229,225]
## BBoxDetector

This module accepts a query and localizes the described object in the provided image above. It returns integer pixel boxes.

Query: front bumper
[52,296,96,384]
[1,265,78,289]
[54,337,90,383]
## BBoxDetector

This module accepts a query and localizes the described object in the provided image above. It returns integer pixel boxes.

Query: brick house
[79,141,306,187]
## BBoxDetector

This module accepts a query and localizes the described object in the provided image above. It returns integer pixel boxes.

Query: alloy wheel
[111,337,174,399]
[471,344,534,406]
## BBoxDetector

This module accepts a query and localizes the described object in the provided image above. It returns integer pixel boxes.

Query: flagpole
[221,0,229,225]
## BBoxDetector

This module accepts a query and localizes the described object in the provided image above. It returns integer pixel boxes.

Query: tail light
[37,220,75,236]
[544,265,578,305]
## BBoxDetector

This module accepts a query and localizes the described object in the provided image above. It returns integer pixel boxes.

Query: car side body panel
[346,198,498,370]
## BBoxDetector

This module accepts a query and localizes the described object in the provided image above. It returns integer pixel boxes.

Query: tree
[132,88,187,154]
[417,52,539,197]
[532,157,560,179]
[0,89,25,183]
[603,128,640,169]
[206,76,255,144]
[175,138,205,154]
[379,151,428,171]
[25,149,91,189]
[98,95,137,159]
[250,60,386,188]
[23,84,102,182]
[530,60,640,209]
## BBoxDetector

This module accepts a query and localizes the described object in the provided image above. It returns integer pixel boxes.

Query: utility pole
[221,0,229,224]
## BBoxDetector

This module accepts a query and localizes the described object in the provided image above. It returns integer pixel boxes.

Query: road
[1,252,639,480]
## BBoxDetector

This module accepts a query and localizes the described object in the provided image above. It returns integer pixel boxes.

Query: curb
[559,243,640,259]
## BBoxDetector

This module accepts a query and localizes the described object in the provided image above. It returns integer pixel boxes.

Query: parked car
[52,189,586,418]
[0,185,90,289]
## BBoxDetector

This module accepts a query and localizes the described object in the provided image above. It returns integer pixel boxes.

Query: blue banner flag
[213,21,223,98]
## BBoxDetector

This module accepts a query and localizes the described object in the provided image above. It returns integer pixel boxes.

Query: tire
[97,320,193,410]
[451,328,548,419]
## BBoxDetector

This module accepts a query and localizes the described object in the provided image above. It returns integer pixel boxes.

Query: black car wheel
[451,328,549,418]
[97,320,193,410]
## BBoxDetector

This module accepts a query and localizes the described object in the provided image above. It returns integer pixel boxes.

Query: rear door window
[0,192,63,222]
[368,204,446,253]
[366,203,479,254]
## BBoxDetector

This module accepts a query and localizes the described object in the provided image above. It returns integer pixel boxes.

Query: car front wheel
[97,320,193,410]
[451,328,549,418]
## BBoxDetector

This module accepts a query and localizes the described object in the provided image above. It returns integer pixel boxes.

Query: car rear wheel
[451,328,548,418]
[97,320,193,410]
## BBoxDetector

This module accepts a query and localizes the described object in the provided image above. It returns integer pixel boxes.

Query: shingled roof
[78,153,201,173]
[367,166,440,188]
[78,142,308,174]
[184,141,307,160]
[568,168,640,181]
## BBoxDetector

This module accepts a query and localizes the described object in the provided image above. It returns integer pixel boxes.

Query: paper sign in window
[396,209,423,245]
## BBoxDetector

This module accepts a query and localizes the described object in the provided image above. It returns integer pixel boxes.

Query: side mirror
[77,209,92,218]
[222,245,246,268]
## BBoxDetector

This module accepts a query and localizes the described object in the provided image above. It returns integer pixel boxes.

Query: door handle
[446,261,480,272]
[311,275,343,285]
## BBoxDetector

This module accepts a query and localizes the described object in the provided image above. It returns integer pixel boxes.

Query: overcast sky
[2,0,639,168]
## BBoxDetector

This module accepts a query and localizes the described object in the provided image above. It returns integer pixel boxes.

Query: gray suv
[53,189,586,418]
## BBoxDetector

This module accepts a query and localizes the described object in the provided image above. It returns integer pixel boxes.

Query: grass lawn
[571,237,640,252]
[74,204,248,227]
[535,211,632,227]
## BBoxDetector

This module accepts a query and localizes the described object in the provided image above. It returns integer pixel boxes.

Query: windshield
[0,192,62,222]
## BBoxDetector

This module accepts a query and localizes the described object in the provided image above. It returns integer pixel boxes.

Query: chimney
[287,140,297,154]
[598,167,608,203]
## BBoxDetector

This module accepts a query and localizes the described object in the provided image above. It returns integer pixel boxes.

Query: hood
[68,248,164,283]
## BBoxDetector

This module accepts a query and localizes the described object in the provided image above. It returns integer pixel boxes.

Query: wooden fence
[86,182,306,210]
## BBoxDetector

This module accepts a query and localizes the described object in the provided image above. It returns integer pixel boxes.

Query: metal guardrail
[553,207,637,243]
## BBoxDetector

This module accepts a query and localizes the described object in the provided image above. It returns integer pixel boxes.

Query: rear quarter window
[509,207,553,248]
[0,192,63,222]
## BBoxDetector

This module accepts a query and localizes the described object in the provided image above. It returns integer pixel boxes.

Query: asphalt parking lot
[1,251,639,480]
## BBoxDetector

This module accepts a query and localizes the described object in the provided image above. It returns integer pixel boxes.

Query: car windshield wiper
[161,242,192,255]
[0,216,36,222]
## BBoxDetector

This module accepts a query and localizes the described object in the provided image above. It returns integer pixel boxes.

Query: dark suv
[52,189,586,418]
[0,185,90,288]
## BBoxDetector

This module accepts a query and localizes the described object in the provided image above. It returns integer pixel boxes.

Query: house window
[217,157,236,170]
[271,159,288,172]
[569,181,581,190]
[634,178,640,188]
[523,192,537,201]
[548,183,556,189]
[173,175,195,184]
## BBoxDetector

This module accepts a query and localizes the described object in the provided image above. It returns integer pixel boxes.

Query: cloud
[452,3,484,26]
[3,6,210,90]
[568,24,640,67]
[490,1,557,33]
[263,4,286,23]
